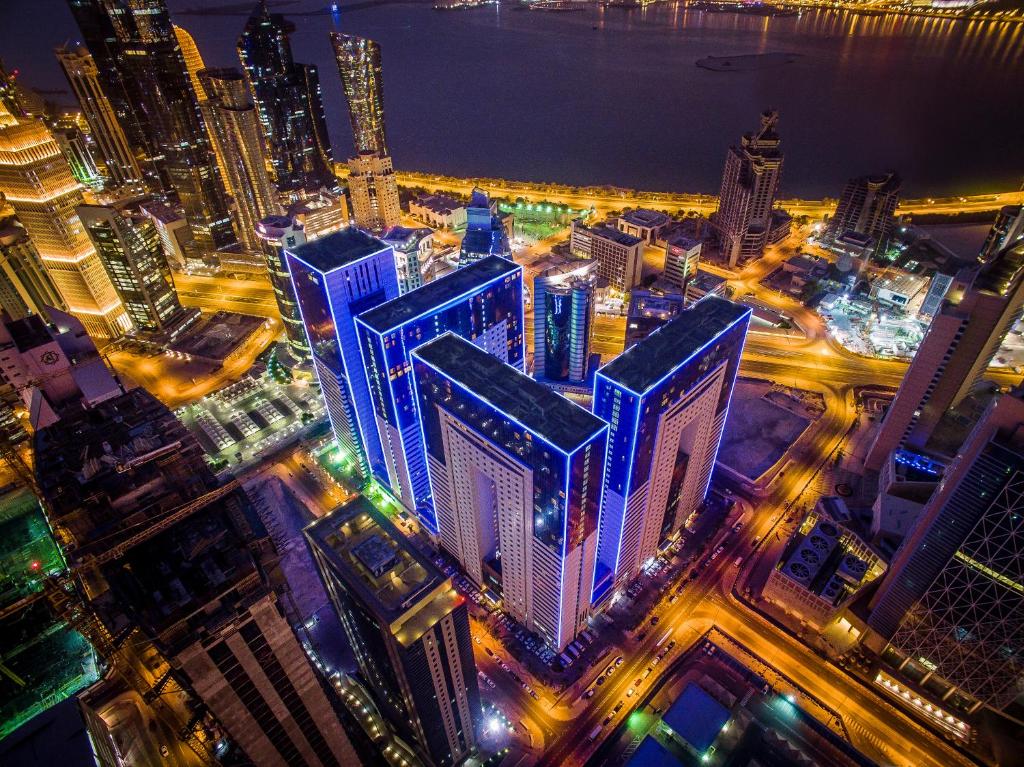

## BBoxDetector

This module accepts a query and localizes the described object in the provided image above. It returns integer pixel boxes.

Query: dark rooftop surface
[357,255,519,332]
[286,227,389,273]
[305,496,445,622]
[589,223,642,247]
[0,697,97,767]
[413,333,605,453]
[662,682,731,753]
[621,208,671,228]
[600,295,749,394]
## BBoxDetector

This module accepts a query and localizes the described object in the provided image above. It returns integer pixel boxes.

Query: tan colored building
[347,150,400,231]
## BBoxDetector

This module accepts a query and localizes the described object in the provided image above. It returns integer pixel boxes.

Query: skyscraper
[459,189,512,267]
[347,150,401,231]
[255,214,310,365]
[569,219,644,292]
[237,2,334,192]
[330,33,388,157]
[867,391,1024,711]
[34,387,360,767]
[286,228,399,480]
[0,107,129,339]
[307,495,481,766]
[67,0,236,252]
[0,215,67,319]
[412,333,607,650]
[77,203,199,339]
[711,110,785,268]
[533,259,597,384]
[198,68,282,251]
[592,296,750,603]
[827,171,901,255]
[355,255,525,522]
[864,241,1024,471]
[979,204,1024,262]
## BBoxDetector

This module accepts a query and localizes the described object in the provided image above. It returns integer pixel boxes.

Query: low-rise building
[381,225,432,294]
[617,208,671,245]
[685,269,727,305]
[409,192,467,230]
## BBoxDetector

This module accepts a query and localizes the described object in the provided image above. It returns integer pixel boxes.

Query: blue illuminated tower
[458,189,511,267]
[355,256,525,527]
[286,228,399,479]
[591,296,750,605]
[411,334,606,650]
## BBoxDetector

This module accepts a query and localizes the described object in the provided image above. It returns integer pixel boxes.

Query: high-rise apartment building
[867,391,1024,711]
[330,33,388,157]
[347,150,401,231]
[198,68,282,251]
[255,214,310,365]
[569,219,644,292]
[53,44,143,189]
[307,495,480,766]
[237,2,334,192]
[355,256,525,522]
[533,259,597,384]
[34,387,360,767]
[0,108,129,339]
[77,203,199,339]
[979,204,1024,262]
[381,225,431,295]
[864,241,1024,471]
[592,296,750,603]
[458,188,511,267]
[412,333,607,650]
[67,0,236,252]
[826,171,901,255]
[711,110,784,267]
[0,215,67,319]
[286,228,399,479]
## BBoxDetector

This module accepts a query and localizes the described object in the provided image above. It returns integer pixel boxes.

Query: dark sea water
[2,0,1023,197]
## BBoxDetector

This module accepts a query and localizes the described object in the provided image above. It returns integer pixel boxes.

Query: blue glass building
[412,334,606,650]
[458,189,511,267]
[592,296,750,605]
[286,228,399,480]
[355,256,524,529]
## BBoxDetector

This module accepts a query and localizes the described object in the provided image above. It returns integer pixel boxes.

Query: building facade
[826,171,901,256]
[663,233,701,290]
[533,259,597,384]
[459,189,511,267]
[381,225,431,295]
[347,151,401,231]
[569,219,643,292]
[237,3,334,192]
[711,110,784,268]
[255,214,310,364]
[0,109,129,338]
[412,334,606,650]
[307,496,481,767]
[330,33,388,157]
[592,296,750,603]
[355,256,524,524]
[868,392,1024,712]
[0,215,66,319]
[286,228,399,480]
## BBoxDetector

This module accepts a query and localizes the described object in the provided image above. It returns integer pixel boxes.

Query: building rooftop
[689,270,727,291]
[357,255,519,333]
[625,736,683,767]
[600,295,750,393]
[587,223,642,247]
[413,333,605,453]
[662,683,731,753]
[0,697,99,767]
[286,227,389,273]
[305,496,447,624]
[381,225,432,248]
[620,208,671,229]
[412,192,464,214]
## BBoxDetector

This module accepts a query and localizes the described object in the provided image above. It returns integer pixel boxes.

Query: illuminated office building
[381,225,431,295]
[198,68,282,251]
[592,296,750,603]
[286,228,399,479]
[330,33,388,157]
[347,150,401,231]
[868,391,1024,712]
[412,334,606,650]
[865,242,1024,471]
[459,189,512,267]
[533,259,597,384]
[0,215,67,319]
[54,44,143,188]
[569,219,643,292]
[255,214,310,364]
[0,109,128,338]
[307,496,481,766]
[288,191,348,241]
[67,0,236,252]
[355,256,524,522]
[663,233,702,290]
[711,110,785,267]
[78,203,199,339]
[827,171,901,256]
[238,2,334,192]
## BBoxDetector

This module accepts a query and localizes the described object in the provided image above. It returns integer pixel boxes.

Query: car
[627,687,636,697]
[634,678,642,686]
[650,616,659,626]
[636,630,648,641]
[603,716,612,726]
[584,689,596,699]
[485,647,494,656]
[474,635,481,644]
[530,690,539,700]
[596,676,606,686]
[615,655,624,666]
[652,656,661,666]
[667,640,676,650]
[613,702,624,713]
[667,595,677,604]
[160,745,170,758]
[733,521,744,532]
[642,669,652,680]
